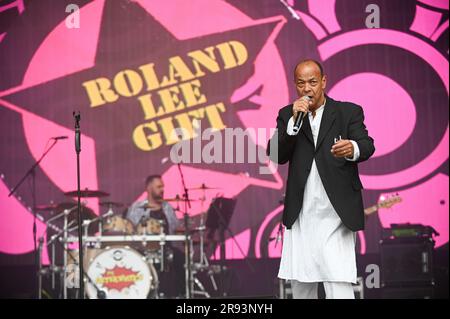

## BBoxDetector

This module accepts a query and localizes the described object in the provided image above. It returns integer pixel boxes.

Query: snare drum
[102,215,134,235]
[86,246,158,299]
[136,218,163,235]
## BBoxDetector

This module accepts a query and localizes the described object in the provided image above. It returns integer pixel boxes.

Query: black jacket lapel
[316,98,336,151]
[301,115,314,145]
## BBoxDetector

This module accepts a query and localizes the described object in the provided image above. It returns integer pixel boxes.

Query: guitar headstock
[378,193,402,209]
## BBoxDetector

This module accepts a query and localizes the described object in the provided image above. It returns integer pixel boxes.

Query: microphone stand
[8,137,61,299]
[177,164,192,298]
[73,111,84,299]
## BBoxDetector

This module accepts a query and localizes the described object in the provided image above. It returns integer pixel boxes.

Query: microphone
[292,96,311,133]
[51,136,68,140]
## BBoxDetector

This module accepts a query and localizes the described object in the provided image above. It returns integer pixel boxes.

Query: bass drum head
[86,246,157,299]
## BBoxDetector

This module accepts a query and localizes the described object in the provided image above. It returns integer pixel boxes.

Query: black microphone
[292,96,311,133]
[51,136,68,140]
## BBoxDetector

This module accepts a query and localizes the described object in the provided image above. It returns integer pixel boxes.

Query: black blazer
[267,96,375,231]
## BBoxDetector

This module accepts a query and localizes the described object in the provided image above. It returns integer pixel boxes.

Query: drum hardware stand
[36,208,76,299]
[200,252,218,290]
[37,237,44,299]
[36,211,90,299]
[38,230,106,299]
[8,136,63,298]
[176,163,193,298]
[159,230,166,272]
[190,256,218,298]
[62,207,85,298]
[187,186,219,298]
[191,223,218,297]
[56,234,106,299]
[55,208,107,299]
[73,111,84,299]
[192,276,210,298]
[139,216,150,250]
[83,210,113,247]
[48,232,66,298]
[37,234,65,299]
[99,204,115,238]
[209,199,255,296]
[63,208,70,298]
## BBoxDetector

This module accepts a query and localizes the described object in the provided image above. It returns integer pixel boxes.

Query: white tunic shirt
[278,101,359,283]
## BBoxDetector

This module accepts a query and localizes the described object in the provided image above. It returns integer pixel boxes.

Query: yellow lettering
[216,41,248,69]
[158,85,185,114]
[205,102,226,130]
[179,80,207,108]
[188,46,220,77]
[160,56,195,87]
[133,122,162,151]
[137,93,165,120]
[82,78,119,107]
[157,116,180,146]
[139,63,161,91]
[113,69,143,97]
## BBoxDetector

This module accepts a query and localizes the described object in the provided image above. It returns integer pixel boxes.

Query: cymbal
[36,202,83,212]
[35,203,59,211]
[99,201,124,208]
[175,226,205,234]
[41,202,97,224]
[188,183,219,191]
[163,196,198,202]
[71,210,97,224]
[64,188,110,198]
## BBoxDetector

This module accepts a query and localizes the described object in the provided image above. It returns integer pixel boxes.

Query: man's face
[147,178,164,200]
[294,62,327,108]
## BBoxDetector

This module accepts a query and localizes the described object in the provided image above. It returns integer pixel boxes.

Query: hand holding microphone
[292,96,312,133]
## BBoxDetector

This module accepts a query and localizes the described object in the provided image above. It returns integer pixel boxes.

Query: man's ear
[322,74,327,89]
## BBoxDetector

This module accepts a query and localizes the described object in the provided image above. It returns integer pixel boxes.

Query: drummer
[126,174,179,234]
[126,174,185,298]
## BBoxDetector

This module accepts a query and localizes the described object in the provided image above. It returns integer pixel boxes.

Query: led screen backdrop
[0,0,448,265]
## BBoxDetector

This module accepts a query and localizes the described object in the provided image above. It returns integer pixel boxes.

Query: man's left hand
[331,139,354,158]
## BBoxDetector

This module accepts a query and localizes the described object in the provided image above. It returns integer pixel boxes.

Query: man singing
[268,59,375,299]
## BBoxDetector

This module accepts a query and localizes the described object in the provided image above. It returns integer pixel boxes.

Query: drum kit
[36,184,223,299]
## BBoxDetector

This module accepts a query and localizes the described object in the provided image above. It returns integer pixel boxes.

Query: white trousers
[290,280,355,299]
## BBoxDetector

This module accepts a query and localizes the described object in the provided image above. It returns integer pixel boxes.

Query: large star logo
[2,0,281,204]
[0,0,293,262]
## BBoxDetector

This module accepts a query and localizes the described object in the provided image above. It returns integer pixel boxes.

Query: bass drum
[86,246,158,299]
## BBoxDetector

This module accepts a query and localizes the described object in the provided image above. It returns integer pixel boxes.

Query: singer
[267,59,375,299]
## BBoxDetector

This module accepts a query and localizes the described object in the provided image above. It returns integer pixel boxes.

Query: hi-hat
[175,226,203,235]
[164,196,198,202]
[58,202,97,223]
[35,203,60,211]
[188,183,219,191]
[37,202,97,223]
[64,188,110,198]
[99,201,124,207]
